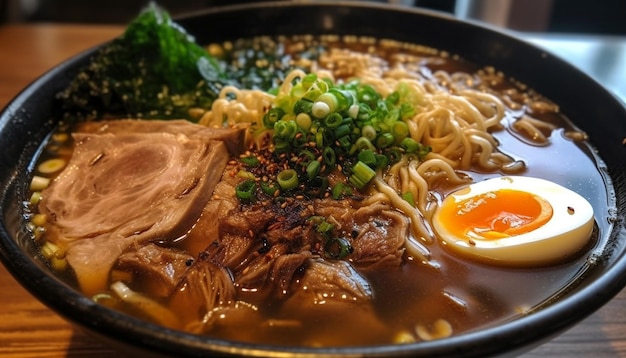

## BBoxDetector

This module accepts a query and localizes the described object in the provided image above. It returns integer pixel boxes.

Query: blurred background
[0,0,625,35]
[0,0,624,101]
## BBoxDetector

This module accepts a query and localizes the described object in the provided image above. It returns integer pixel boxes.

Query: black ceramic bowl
[1,2,626,357]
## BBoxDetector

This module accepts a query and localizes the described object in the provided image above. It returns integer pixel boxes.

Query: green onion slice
[349,160,376,189]
[324,237,353,260]
[324,112,343,128]
[263,107,285,129]
[277,169,299,190]
[236,180,256,201]
[240,155,260,167]
[322,147,336,166]
[331,182,353,200]
[357,149,377,167]
[306,160,321,180]
[261,181,280,196]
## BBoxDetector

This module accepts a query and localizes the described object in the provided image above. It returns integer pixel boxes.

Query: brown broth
[26,35,611,347]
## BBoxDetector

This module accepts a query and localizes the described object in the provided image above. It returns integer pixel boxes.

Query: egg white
[432,176,595,266]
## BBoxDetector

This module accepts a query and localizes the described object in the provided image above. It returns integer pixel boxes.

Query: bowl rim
[1,2,626,357]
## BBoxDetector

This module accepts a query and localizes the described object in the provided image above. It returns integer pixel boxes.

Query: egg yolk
[438,189,554,241]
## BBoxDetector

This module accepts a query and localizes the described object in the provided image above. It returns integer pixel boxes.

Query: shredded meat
[116,243,194,298]
[187,162,409,311]
[168,257,240,333]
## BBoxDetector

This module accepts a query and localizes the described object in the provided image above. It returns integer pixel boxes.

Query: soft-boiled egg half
[432,176,594,266]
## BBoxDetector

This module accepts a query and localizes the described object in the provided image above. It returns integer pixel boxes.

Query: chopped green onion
[236,170,256,180]
[303,86,323,101]
[306,176,328,197]
[400,137,420,153]
[351,137,376,154]
[349,161,376,189]
[402,192,416,207]
[263,107,285,129]
[240,155,260,167]
[307,215,325,225]
[320,78,332,92]
[385,148,402,164]
[331,182,352,200]
[29,191,42,205]
[290,83,305,98]
[316,220,334,235]
[301,73,318,89]
[294,99,313,115]
[38,158,66,174]
[337,135,352,149]
[356,102,372,121]
[277,169,299,190]
[348,104,360,119]
[41,240,63,260]
[292,130,308,148]
[31,213,47,227]
[324,237,353,259]
[315,92,338,113]
[419,144,432,158]
[375,154,389,169]
[361,125,377,141]
[298,149,316,165]
[274,120,298,140]
[236,179,256,201]
[400,103,415,119]
[261,181,280,196]
[92,293,118,307]
[314,130,324,148]
[357,149,377,167]
[333,124,351,139]
[322,147,336,166]
[324,112,343,128]
[295,112,312,130]
[312,101,331,118]
[329,88,354,112]
[30,175,50,192]
[386,91,400,105]
[392,121,409,141]
[356,84,380,107]
[306,160,321,180]
[273,140,291,154]
[376,132,395,148]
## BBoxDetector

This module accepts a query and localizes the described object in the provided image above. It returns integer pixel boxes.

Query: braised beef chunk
[116,243,194,298]
[285,258,373,305]
[39,120,240,295]
[313,199,408,269]
[277,259,392,346]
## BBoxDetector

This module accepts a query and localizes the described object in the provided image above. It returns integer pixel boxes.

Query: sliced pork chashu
[77,119,246,155]
[39,120,243,295]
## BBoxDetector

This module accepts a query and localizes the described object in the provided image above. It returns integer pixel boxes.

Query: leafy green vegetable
[57,3,223,121]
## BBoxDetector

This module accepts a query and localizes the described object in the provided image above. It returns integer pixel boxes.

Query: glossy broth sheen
[29,35,610,347]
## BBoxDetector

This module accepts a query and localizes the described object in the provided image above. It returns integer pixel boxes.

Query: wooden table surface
[0,23,625,357]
